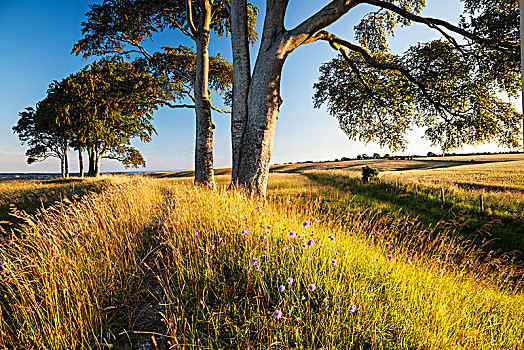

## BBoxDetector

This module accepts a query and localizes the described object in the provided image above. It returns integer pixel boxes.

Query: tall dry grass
[155,179,524,349]
[0,176,162,349]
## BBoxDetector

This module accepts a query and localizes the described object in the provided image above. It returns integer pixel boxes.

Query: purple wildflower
[307,239,315,246]
[296,317,302,322]
[286,277,293,285]
[385,243,391,248]
[306,257,311,262]
[195,232,199,236]
[289,231,296,237]
[301,296,306,301]
[283,247,288,252]
[255,265,260,271]
[303,221,310,228]
[331,259,337,265]
[290,246,295,252]
[368,243,372,246]
[256,235,260,239]
[221,241,225,246]
[276,270,280,275]
[297,235,302,239]
[274,310,283,319]
[387,255,394,261]
[329,235,335,242]
[252,258,258,263]
[201,249,205,252]
[313,218,318,222]
[349,304,357,313]
[210,245,215,250]
[267,225,271,229]
[302,244,306,248]
[262,235,267,240]
[279,285,286,292]
[308,284,316,291]
[241,229,249,235]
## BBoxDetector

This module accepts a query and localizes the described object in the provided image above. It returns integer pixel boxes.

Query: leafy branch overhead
[72,0,258,109]
[313,0,521,153]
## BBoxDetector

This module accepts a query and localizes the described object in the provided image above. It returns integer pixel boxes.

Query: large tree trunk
[236,0,291,197]
[78,147,84,178]
[237,45,288,197]
[230,0,251,184]
[193,0,215,188]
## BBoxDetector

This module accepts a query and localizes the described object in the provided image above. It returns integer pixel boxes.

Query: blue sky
[0,0,521,173]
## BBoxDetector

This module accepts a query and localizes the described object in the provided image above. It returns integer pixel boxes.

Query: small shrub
[362,165,379,183]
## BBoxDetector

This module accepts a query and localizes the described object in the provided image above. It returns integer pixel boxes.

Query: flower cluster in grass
[155,181,524,349]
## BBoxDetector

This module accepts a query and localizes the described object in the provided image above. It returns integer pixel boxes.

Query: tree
[74,0,258,187]
[60,59,175,176]
[14,59,174,177]
[229,0,520,197]
[13,106,71,177]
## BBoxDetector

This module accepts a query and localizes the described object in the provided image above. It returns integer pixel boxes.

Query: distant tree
[427,151,438,157]
[61,59,175,176]
[73,0,259,187]
[13,107,71,177]
[362,165,379,183]
[361,153,370,159]
[14,59,174,177]
[373,153,381,159]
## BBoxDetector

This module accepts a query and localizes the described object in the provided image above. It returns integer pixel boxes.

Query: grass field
[0,154,523,349]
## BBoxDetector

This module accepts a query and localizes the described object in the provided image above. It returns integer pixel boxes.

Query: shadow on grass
[0,179,110,232]
[304,172,524,259]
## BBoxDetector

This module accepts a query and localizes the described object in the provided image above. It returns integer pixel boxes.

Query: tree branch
[319,31,455,122]
[163,102,196,109]
[210,102,231,114]
[287,0,359,48]
[221,0,231,16]
[186,0,198,36]
[360,0,518,52]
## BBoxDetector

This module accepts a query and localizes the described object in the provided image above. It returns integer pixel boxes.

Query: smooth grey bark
[235,0,349,196]
[230,0,251,184]
[193,0,215,188]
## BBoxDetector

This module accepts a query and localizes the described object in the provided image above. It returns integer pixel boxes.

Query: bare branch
[210,102,231,114]
[164,102,196,109]
[222,0,231,16]
[287,0,359,48]
[186,0,198,36]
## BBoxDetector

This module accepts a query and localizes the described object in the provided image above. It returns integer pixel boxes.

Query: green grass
[0,174,523,349]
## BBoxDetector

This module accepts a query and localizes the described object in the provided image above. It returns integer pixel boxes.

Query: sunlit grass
[0,176,162,348]
[156,178,524,349]
[0,174,523,349]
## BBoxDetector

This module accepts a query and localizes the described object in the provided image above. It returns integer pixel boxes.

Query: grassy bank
[1,175,523,349]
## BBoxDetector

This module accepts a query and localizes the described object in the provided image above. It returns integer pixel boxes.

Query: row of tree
[14,0,521,197]
[14,60,175,177]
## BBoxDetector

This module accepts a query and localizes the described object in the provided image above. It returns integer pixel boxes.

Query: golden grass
[1,174,523,348]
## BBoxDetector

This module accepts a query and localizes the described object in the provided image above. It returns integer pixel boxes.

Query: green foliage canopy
[313,0,521,153]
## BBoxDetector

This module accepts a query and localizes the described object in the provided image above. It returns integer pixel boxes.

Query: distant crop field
[384,159,524,190]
